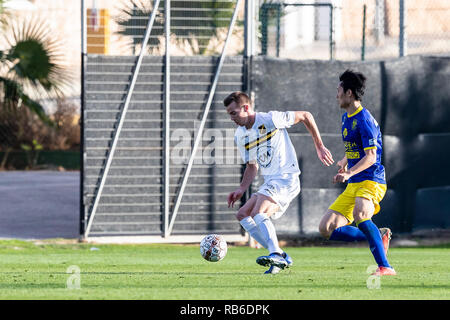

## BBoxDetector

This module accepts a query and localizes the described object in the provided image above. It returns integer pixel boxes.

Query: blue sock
[358,219,391,268]
[329,226,367,242]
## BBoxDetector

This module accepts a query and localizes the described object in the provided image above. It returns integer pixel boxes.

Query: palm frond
[0,75,54,127]
[0,0,11,30]
[2,15,72,98]
[115,0,162,50]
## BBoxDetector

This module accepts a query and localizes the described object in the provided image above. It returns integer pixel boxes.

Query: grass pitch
[0,240,448,300]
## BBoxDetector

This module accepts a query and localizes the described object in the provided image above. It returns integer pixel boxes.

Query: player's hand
[227,188,245,208]
[337,159,348,173]
[316,145,334,166]
[333,172,351,183]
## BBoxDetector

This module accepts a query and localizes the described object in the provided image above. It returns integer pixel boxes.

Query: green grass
[0,240,449,300]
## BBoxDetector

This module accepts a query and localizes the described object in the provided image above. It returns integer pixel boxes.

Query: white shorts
[253,175,301,220]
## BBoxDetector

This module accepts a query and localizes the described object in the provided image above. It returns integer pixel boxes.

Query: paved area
[0,171,80,239]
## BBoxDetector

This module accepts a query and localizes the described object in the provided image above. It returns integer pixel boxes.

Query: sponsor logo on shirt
[256,145,273,168]
[346,151,361,159]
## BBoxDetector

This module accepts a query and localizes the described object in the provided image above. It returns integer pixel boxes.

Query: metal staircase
[83,55,245,237]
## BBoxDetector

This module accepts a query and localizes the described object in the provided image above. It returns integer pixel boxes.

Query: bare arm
[294,111,324,148]
[337,155,348,173]
[239,162,258,192]
[334,149,377,183]
[294,111,334,166]
[227,162,258,208]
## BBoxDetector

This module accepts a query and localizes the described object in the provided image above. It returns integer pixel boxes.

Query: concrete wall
[252,55,450,235]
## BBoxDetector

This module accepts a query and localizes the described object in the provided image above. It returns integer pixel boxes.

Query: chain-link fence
[86,0,244,56]
[258,0,450,61]
[399,0,450,56]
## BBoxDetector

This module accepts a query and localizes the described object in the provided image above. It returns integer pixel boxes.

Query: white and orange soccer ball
[200,234,227,262]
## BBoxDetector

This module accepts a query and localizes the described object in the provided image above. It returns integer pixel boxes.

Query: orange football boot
[372,266,397,276]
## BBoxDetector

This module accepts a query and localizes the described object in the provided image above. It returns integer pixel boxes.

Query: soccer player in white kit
[224,92,334,274]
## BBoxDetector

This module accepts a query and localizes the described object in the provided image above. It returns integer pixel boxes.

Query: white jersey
[235,111,301,180]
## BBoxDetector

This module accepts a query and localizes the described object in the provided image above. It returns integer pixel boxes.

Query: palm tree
[0,2,71,126]
[0,0,71,168]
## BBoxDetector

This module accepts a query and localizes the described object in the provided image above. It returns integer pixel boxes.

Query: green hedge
[0,150,80,170]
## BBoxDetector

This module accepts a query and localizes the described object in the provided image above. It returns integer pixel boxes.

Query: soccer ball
[200,234,227,262]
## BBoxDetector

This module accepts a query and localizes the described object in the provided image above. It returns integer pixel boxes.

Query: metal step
[83,174,241,186]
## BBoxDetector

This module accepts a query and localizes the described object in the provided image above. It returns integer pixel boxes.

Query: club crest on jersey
[256,145,273,168]
[343,128,348,138]
[352,119,357,130]
[258,124,266,135]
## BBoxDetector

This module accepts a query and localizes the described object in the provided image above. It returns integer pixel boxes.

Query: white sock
[239,216,268,249]
[253,213,282,255]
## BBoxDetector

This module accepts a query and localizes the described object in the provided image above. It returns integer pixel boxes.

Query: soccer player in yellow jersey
[318,70,396,276]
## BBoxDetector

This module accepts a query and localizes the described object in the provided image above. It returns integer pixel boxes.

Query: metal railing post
[80,0,87,238]
[245,0,255,94]
[329,4,334,60]
[362,4,366,61]
[245,0,256,58]
[399,0,407,57]
[260,4,268,55]
[276,4,281,57]
[375,0,385,44]
[163,0,171,238]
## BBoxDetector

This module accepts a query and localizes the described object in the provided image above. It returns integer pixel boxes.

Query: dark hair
[339,69,366,101]
[223,91,251,107]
